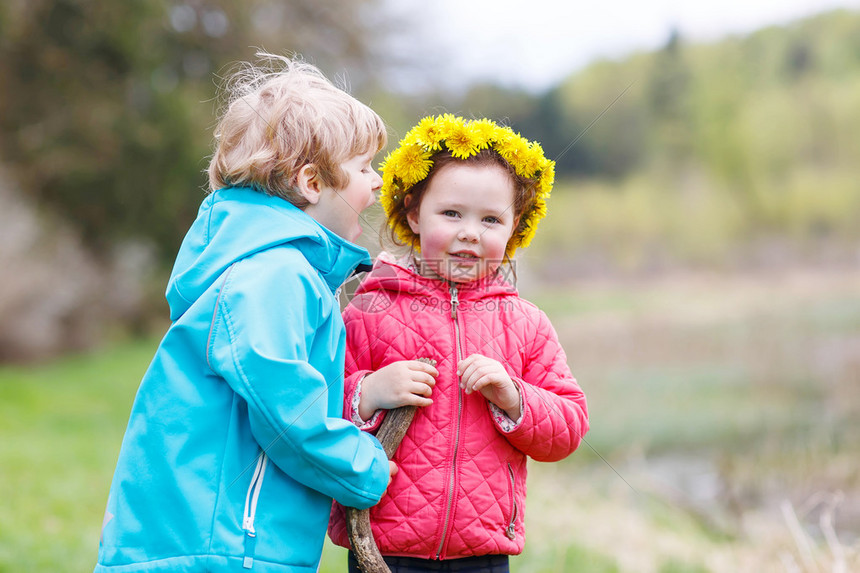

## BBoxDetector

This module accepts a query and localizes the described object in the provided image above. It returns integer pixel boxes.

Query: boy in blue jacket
[95,53,393,572]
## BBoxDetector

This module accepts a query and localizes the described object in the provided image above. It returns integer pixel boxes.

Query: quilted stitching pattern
[329,258,588,559]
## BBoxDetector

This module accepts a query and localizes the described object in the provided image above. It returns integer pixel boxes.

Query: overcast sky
[387,0,860,92]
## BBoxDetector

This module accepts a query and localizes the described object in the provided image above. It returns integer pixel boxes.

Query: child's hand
[378,461,398,497]
[359,360,438,420]
[458,354,521,421]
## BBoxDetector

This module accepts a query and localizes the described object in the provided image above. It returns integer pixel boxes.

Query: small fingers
[457,357,480,384]
[409,360,439,378]
[456,354,480,376]
[463,372,496,394]
[412,381,433,397]
[457,354,498,377]
[421,372,437,387]
[468,373,493,393]
[411,382,433,407]
[409,395,433,408]
[392,381,433,406]
[398,388,432,407]
[459,362,494,391]
[401,372,435,391]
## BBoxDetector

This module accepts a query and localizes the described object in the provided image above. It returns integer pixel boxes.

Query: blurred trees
[414,9,860,280]
[0,0,400,361]
[446,9,860,187]
[2,3,860,360]
[0,0,393,263]
[3,4,858,265]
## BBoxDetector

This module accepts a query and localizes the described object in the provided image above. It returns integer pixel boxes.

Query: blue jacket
[96,187,390,572]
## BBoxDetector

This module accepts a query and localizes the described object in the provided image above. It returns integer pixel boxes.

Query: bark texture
[345,357,436,573]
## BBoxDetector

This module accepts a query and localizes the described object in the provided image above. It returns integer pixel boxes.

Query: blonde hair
[207,52,387,206]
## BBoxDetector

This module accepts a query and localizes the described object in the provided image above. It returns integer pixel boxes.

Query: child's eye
[483,216,501,224]
[442,210,460,218]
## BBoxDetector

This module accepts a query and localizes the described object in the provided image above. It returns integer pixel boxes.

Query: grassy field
[1,267,858,572]
[518,266,860,572]
[0,339,154,571]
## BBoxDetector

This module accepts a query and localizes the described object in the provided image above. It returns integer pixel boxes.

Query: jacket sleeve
[493,306,589,462]
[207,252,389,510]
[342,296,387,432]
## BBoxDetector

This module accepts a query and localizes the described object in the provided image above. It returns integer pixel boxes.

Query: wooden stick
[345,358,436,573]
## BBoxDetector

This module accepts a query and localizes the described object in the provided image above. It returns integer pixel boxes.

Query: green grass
[571,297,860,487]
[517,542,621,573]
[0,338,155,572]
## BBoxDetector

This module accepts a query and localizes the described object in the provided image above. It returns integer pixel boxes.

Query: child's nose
[458,223,480,242]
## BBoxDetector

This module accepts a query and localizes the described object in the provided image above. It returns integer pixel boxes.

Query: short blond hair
[207,53,387,206]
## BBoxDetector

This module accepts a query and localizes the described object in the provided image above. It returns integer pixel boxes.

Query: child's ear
[296,164,323,205]
[405,195,420,234]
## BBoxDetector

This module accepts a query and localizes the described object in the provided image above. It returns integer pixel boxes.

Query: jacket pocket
[505,463,518,540]
[241,452,268,569]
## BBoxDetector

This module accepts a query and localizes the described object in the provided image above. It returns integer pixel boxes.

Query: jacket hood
[166,187,371,321]
[355,252,517,301]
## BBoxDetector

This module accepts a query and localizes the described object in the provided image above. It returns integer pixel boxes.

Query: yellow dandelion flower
[381,164,395,188]
[497,135,529,170]
[394,144,433,187]
[517,232,535,251]
[436,113,463,136]
[445,121,482,159]
[538,162,555,196]
[379,187,394,216]
[379,155,401,218]
[469,119,498,149]
[492,125,516,145]
[410,116,446,151]
[536,154,552,172]
[517,144,544,177]
[390,217,418,250]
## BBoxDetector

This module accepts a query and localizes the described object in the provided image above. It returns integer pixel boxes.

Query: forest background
[0,1,858,571]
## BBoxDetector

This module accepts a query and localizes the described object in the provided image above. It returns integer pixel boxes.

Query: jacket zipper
[436,284,463,559]
[242,452,269,569]
[506,463,518,540]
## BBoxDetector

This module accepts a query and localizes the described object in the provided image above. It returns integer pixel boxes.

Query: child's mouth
[450,252,478,260]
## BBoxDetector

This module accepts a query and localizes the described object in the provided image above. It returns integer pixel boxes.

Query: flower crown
[379,114,555,255]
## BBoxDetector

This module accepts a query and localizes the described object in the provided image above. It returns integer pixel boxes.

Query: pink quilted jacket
[328,255,588,559]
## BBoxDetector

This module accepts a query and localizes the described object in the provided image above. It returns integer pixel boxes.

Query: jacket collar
[166,187,370,320]
[355,252,517,300]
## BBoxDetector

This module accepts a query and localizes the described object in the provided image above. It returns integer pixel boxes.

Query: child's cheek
[419,228,449,262]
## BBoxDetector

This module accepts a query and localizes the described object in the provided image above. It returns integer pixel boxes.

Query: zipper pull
[243,530,257,568]
[449,284,459,319]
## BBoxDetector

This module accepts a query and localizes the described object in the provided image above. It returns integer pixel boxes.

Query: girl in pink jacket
[329,115,589,573]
